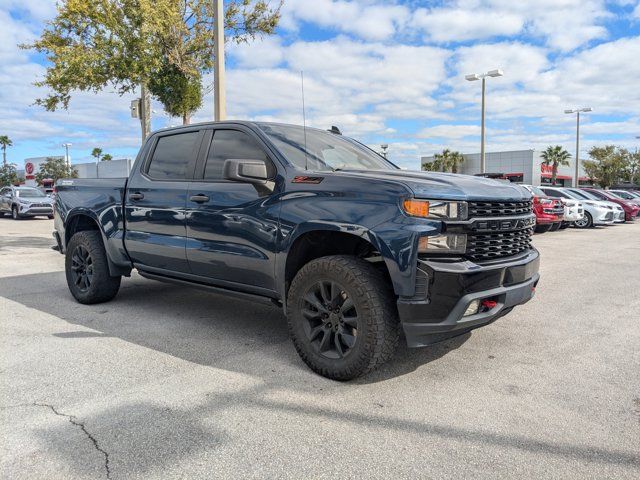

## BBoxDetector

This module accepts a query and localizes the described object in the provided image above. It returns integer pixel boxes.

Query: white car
[536,187,583,229]
[540,187,614,228]
[565,188,625,223]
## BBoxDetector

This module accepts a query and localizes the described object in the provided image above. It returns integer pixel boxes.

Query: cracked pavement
[1,217,639,479]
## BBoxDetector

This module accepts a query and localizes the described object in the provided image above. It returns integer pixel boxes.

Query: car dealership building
[421,149,591,186]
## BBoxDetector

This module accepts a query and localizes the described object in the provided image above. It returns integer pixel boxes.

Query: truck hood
[333,170,531,201]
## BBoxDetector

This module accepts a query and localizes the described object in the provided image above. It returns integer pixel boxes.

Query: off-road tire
[47,215,54,219]
[574,212,592,229]
[286,255,399,380]
[550,222,562,232]
[65,231,121,304]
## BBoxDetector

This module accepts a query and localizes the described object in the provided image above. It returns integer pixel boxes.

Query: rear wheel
[574,212,592,229]
[65,231,121,304]
[47,215,54,219]
[286,255,399,380]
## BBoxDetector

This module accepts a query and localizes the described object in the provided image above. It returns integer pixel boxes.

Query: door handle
[190,194,210,203]
[129,192,144,201]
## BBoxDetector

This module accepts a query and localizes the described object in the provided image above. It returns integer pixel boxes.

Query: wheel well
[284,230,392,296]
[65,215,100,246]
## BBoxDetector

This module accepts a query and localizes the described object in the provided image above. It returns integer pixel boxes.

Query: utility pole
[214,0,227,121]
[139,85,151,142]
[564,107,592,188]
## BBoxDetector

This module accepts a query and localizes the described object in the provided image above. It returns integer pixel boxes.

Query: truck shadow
[0,270,468,384]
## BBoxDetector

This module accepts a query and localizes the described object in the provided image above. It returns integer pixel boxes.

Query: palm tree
[432,149,465,173]
[541,145,571,185]
[0,135,12,166]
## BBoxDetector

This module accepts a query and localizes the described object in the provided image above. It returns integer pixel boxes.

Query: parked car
[535,187,583,229]
[521,185,564,233]
[540,187,612,228]
[608,189,640,208]
[562,188,623,225]
[52,121,540,380]
[580,188,639,221]
[0,186,54,219]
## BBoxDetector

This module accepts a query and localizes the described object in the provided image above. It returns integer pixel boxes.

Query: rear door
[124,129,204,273]
[185,127,280,292]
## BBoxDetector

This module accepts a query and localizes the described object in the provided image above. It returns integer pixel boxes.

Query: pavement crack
[33,403,111,479]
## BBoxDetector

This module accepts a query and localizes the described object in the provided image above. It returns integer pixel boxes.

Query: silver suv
[0,186,54,219]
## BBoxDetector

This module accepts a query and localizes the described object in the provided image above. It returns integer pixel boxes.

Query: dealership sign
[25,162,35,179]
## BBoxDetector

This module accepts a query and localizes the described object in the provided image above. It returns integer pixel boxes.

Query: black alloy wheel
[70,245,94,293]
[302,280,358,359]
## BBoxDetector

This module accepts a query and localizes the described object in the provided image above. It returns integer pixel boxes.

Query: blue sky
[1,0,640,169]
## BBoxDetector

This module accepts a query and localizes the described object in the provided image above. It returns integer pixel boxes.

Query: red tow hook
[481,300,498,310]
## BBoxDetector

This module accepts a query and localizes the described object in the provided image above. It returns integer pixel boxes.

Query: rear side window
[147,132,200,180]
[204,130,270,180]
[543,189,561,197]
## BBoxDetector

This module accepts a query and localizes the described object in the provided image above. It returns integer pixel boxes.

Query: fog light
[463,299,480,317]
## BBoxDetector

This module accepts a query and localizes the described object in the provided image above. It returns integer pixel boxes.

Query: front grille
[466,228,533,261]
[29,203,51,208]
[468,200,532,217]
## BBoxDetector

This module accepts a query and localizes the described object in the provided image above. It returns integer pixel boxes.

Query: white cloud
[418,124,481,139]
[280,0,410,41]
[411,8,523,43]
[228,36,284,68]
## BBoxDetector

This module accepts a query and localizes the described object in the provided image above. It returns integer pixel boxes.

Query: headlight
[18,198,30,204]
[418,234,467,253]
[403,199,467,220]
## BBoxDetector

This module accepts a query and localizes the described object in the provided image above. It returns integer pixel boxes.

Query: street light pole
[213,0,227,121]
[465,69,503,174]
[564,107,592,188]
[62,143,72,168]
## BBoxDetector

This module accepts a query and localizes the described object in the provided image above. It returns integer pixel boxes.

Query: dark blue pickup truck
[53,121,539,379]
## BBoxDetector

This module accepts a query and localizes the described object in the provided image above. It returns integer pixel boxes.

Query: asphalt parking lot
[1,217,639,479]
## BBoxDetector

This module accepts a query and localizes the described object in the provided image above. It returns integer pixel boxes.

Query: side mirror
[223,159,268,185]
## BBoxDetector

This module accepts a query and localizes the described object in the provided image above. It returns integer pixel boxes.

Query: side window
[204,130,271,180]
[590,191,606,200]
[146,131,200,180]
[544,190,561,197]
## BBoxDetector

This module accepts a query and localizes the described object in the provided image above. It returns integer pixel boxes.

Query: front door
[185,128,280,292]
[124,129,203,274]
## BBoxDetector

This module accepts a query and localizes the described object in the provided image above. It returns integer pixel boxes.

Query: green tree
[0,135,13,166]
[35,157,78,185]
[0,163,18,186]
[102,153,113,162]
[24,0,281,141]
[540,145,571,185]
[424,149,465,173]
[91,148,103,160]
[582,145,628,188]
[148,64,203,125]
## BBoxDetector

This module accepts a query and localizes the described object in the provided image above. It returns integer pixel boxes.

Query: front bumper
[18,205,54,216]
[398,249,540,347]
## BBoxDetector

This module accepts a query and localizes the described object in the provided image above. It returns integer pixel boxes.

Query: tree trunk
[139,84,151,143]
[2,148,5,166]
[182,112,190,125]
[552,163,557,185]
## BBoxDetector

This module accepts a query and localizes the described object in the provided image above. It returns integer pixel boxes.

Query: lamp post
[380,144,388,158]
[213,0,226,121]
[62,143,72,168]
[465,69,503,174]
[564,107,592,188]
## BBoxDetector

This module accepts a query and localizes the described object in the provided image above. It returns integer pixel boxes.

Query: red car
[581,188,640,221]
[523,185,564,233]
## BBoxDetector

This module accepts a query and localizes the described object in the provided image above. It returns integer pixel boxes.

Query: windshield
[569,189,598,200]
[257,123,397,172]
[610,190,634,199]
[561,189,583,200]
[528,186,547,197]
[16,188,46,198]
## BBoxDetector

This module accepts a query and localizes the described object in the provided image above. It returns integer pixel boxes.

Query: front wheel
[65,231,121,304]
[549,222,562,232]
[11,206,22,220]
[535,224,552,233]
[574,212,592,229]
[286,255,399,380]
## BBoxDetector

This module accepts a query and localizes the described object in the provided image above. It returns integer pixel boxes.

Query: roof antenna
[301,70,309,171]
